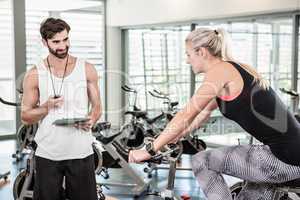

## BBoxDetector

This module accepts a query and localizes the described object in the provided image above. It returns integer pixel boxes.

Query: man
[21,17,102,200]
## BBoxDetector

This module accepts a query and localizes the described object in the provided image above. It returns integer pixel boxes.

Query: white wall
[107,0,299,27]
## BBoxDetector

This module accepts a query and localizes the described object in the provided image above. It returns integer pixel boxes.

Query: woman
[128,28,300,200]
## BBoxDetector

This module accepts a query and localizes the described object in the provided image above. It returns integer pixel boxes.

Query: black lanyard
[46,55,69,98]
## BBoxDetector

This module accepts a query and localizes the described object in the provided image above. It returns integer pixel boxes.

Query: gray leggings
[191,145,300,200]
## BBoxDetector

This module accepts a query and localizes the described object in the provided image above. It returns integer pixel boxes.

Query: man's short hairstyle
[40,18,71,40]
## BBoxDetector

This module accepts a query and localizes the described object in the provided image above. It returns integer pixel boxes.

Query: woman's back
[216,61,300,166]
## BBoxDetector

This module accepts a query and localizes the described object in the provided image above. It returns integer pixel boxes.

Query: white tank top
[35,58,94,161]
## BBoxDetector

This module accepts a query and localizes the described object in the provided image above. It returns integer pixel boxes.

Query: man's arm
[21,67,63,125]
[85,62,102,125]
[21,67,43,124]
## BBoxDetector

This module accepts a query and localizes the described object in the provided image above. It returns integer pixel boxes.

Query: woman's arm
[152,77,224,152]
[170,99,218,143]
[128,67,226,163]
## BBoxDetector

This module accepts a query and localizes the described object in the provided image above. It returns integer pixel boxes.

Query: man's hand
[44,96,64,110]
[74,117,94,131]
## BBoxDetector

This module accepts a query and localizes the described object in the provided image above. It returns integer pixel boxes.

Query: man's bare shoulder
[84,61,98,81]
[24,65,39,86]
[84,61,96,71]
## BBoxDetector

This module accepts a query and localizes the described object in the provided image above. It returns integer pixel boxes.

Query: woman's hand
[128,149,152,163]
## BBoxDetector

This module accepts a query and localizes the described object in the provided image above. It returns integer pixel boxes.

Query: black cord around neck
[46,55,69,98]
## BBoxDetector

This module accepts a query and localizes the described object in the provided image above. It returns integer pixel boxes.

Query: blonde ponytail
[186,28,269,90]
[216,28,233,61]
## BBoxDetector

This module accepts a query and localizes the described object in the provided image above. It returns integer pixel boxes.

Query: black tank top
[216,61,300,166]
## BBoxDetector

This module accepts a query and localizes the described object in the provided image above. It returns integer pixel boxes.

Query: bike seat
[0,97,20,107]
[124,111,147,118]
[171,102,178,107]
[92,122,111,133]
[95,131,122,145]
[146,112,164,124]
[279,88,299,97]
[279,178,300,187]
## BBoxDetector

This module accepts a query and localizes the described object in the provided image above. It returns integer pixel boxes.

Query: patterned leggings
[191,145,300,200]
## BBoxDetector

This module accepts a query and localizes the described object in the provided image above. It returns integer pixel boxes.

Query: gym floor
[0,140,239,200]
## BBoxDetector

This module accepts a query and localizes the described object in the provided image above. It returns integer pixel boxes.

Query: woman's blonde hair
[185,28,269,89]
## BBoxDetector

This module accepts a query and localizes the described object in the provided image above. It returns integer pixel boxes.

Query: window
[277,22,292,104]
[25,9,49,70]
[127,27,190,113]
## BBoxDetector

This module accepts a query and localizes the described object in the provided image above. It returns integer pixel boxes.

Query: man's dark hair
[40,18,71,40]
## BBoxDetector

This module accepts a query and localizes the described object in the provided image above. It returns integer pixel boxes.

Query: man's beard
[48,45,69,59]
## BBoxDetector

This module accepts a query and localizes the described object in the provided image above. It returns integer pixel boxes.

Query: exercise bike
[119,85,176,150]
[91,121,157,196]
[122,88,207,181]
[92,122,184,200]
[119,85,150,149]
[148,88,208,154]
[0,97,14,182]
[0,95,38,163]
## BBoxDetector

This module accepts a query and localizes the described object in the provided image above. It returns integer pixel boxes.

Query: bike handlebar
[279,88,299,97]
[149,90,169,101]
[121,85,137,93]
[0,97,20,107]
[92,122,181,164]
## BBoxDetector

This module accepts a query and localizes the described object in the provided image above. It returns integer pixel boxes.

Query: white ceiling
[25,0,103,11]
